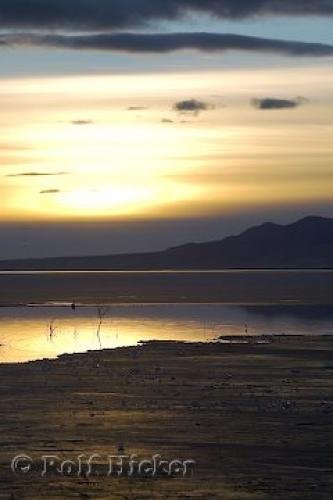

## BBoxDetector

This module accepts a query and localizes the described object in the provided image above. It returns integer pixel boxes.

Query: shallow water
[1,270,333,306]
[1,303,333,363]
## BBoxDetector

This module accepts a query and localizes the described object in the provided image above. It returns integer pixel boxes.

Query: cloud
[127,106,148,111]
[161,118,174,123]
[2,32,333,58]
[252,97,307,110]
[71,120,94,125]
[39,189,61,194]
[0,1,332,31]
[6,171,68,177]
[174,99,211,114]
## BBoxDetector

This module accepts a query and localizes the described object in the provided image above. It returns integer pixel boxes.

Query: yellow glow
[59,186,154,214]
[1,66,333,221]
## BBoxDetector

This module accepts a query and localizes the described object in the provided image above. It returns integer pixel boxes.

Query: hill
[1,216,333,270]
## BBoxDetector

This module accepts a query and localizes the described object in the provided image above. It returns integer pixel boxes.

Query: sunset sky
[1,1,333,259]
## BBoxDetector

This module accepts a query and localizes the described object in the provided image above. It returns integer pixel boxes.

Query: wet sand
[0,336,332,499]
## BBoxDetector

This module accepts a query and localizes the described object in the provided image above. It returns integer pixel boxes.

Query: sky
[1,1,333,259]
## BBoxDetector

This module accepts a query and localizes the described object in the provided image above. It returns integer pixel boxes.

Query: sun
[58,186,155,215]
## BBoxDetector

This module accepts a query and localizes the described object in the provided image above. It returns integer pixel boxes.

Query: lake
[1,270,333,362]
[1,303,333,363]
[1,269,333,305]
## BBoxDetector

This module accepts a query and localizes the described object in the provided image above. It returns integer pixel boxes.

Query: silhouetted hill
[1,216,333,270]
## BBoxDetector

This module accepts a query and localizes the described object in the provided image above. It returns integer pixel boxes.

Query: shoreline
[2,334,333,366]
[2,300,332,307]
[1,337,332,498]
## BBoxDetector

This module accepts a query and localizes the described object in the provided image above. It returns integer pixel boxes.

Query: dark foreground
[0,337,332,499]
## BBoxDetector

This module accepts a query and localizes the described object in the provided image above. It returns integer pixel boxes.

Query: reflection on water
[1,303,333,363]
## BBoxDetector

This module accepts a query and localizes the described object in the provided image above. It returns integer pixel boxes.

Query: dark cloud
[127,106,148,111]
[161,118,174,123]
[39,189,61,194]
[252,97,307,110]
[6,171,68,177]
[2,32,333,58]
[71,120,94,125]
[174,99,211,114]
[0,1,332,31]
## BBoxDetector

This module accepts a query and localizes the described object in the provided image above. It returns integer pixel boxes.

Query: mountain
[1,216,333,270]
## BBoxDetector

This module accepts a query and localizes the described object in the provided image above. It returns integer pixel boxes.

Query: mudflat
[0,336,332,499]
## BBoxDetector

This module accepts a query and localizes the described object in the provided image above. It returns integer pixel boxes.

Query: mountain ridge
[1,216,333,270]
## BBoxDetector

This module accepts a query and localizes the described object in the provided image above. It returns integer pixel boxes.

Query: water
[1,303,333,363]
[1,270,333,362]
[1,270,333,305]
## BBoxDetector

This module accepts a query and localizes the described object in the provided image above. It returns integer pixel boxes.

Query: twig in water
[96,306,109,349]
[48,320,57,343]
